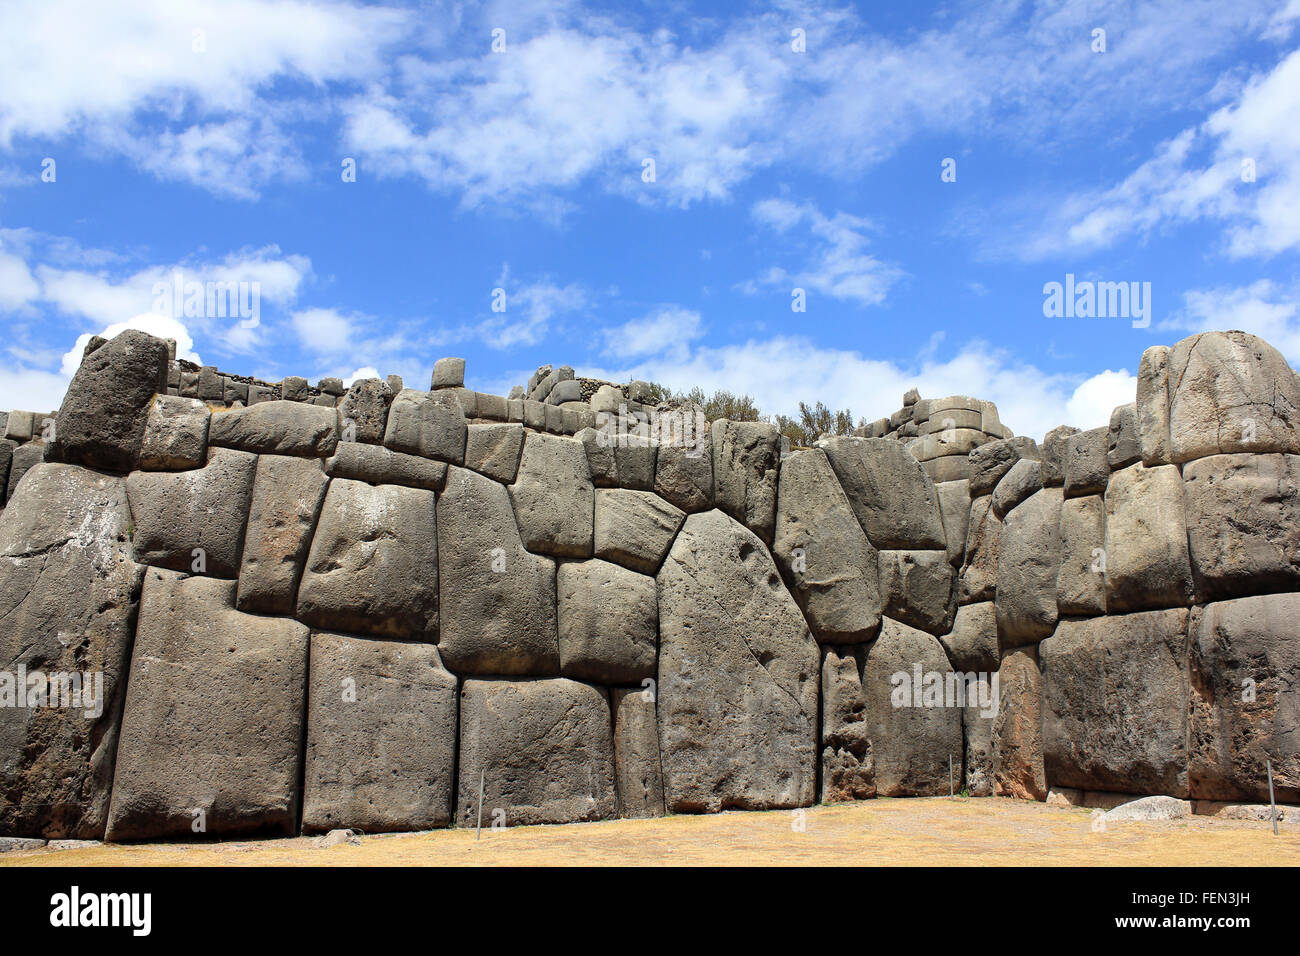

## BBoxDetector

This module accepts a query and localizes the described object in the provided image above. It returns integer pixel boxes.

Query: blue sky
[2,0,1299,440]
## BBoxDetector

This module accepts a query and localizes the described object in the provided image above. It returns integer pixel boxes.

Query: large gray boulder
[1189,594,1299,803]
[577,426,657,490]
[1041,608,1190,797]
[437,467,558,674]
[860,617,964,796]
[654,420,714,512]
[1040,425,1081,487]
[1136,345,1173,465]
[657,510,819,811]
[1168,331,1300,464]
[296,478,438,640]
[0,465,143,839]
[996,487,1063,647]
[137,394,210,470]
[939,600,998,673]
[611,687,665,818]
[324,440,447,490]
[992,647,1046,800]
[935,479,971,566]
[1106,402,1142,470]
[958,495,1001,604]
[772,449,881,643]
[106,570,309,840]
[1182,453,1300,601]
[1057,495,1106,616]
[456,678,616,826]
[593,488,684,575]
[209,400,340,458]
[820,646,874,801]
[510,431,593,558]
[969,437,1039,498]
[990,458,1042,518]
[126,446,257,578]
[711,419,780,543]
[822,437,947,549]
[557,559,657,684]
[1103,463,1195,613]
[302,632,458,832]
[1063,427,1109,497]
[382,389,466,464]
[464,422,525,483]
[236,455,329,614]
[337,378,394,443]
[47,329,169,473]
[5,443,44,502]
[878,549,956,636]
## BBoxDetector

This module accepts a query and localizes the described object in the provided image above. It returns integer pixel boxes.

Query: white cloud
[601,306,702,361]
[343,366,381,387]
[0,367,71,415]
[60,314,202,377]
[475,268,589,348]
[1064,369,1138,430]
[1168,279,1300,364]
[0,249,39,310]
[292,307,356,353]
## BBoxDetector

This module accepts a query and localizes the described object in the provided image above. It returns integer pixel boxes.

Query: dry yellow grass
[4,797,1296,867]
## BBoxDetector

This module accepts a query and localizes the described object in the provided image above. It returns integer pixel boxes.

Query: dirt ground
[4,797,1296,867]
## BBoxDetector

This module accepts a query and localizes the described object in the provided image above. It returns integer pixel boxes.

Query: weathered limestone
[860,618,963,796]
[939,600,998,673]
[1189,594,1299,803]
[1041,609,1190,797]
[557,559,657,684]
[1103,463,1195,614]
[302,633,458,832]
[821,647,874,801]
[772,449,882,643]
[996,487,1063,647]
[710,419,780,543]
[48,330,169,473]
[210,400,340,458]
[510,431,593,558]
[0,465,143,839]
[464,422,525,483]
[383,389,466,464]
[993,648,1046,801]
[991,459,1042,518]
[958,495,1002,604]
[456,678,616,826]
[1182,453,1300,601]
[657,510,818,811]
[325,441,447,490]
[1063,427,1109,497]
[822,437,947,550]
[1057,494,1106,616]
[106,571,309,840]
[593,488,684,575]
[1168,331,1300,464]
[138,395,210,470]
[126,447,257,578]
[337,378,394,443]
[611,688,665,818]
[296,478,439,640]
[935,479,971,566]
[878,549,956,636]
[437,467,558,675]
[235,455,329,614]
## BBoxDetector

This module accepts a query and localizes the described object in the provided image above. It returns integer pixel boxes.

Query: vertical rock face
[303,632,458,832]
[860,618,963,796]
[878,549,956,636]
[456,678,616,827]
[593,488,684,574]
[657,510,819,812]
[1063,427,1109,498]
[437,466,558,675]
[940,601,998,674]
[137,395,210,470]
[993,648,1046,801]
[1103,463,1194,614]
[611,687,665,819]
[822,437,947,550]
[1136,345,1173,466]
[935,478,971,566]
[48,329,169,473]
[654,423,714,512]
[996,487,1063,647]
[510,431,594,558]
[383,389,466,463]
[772,449,881,644]
[1189,594,1300,803]
[820,646,874,801]
[296,478,439,641]
[0,465,143,839]
[557,559,657,684]
[1040,425,1081,487]
[236,455,328,614]
[464,422,525,483]
[337,378,394,444]
[959,495,1001,605]
[1056,495,1106,616]
[710,419,781,543]
[107,570,309,840]
[1041,609,1190,797]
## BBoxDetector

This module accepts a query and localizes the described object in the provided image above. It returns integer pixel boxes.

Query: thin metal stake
[949,755,953,798]
[1267,760,1278,836]
[476,769,485,841]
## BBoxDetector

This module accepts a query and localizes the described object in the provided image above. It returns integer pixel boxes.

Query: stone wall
[0,327,1296,841]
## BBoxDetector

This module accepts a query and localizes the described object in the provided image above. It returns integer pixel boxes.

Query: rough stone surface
[1103,463,1195,613]
[1057,494,1106,616]
[236,455,328,614]
[939,600,998,673]
[959,495,1002,605]
[0,465,143,839]
[303,633,458,832]
[821,647,874,801]
[611,688,665,818]
[993,647,1046,800]
[1182,453,1300,601]
[383,389,466,464]
[432,357,465,389]
[710,419,780,543]
[296,478,438,640]
[996,487,1063,647]
[6,443,45,502]
[653,422,713,512]
[936,479,971,566]
[337,378,394,444]
[772,449,881,643]
[593,488,684,575]
[657,510,818,812]
[510,431,593,558]
[456,678,615,827]
[1136,345,1173,466]
[878,549,956,636]
[325,441,447,490]
[437,467,558,675]
[106,570,309,840]
[1169,330,1300,464]
[1041,425,1081,487]
[557,559,657,684]
[1106,402,1142,470]
[822,437,947,550]
[577,427,657,490]
[1063,427,1109,498]
[464,422,525,483]
[48,330,169,473]
[1102,795,1191,822]
[209,401,339,458]
[991,458,1043,519]
[138,395,210,470]
[1042,608,1190,797]
[1189,594,1299,803]
[969,437,1040,498]
[127,446,257,578]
